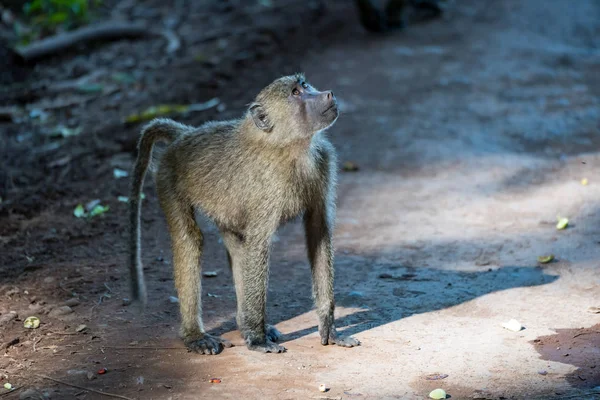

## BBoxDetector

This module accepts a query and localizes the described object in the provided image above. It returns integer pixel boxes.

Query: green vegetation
[18,0,101,43]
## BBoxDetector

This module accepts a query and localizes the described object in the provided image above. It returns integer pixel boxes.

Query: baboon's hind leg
[159,188,231,355]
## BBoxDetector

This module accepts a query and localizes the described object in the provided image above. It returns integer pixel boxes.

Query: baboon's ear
[249,103,273,132]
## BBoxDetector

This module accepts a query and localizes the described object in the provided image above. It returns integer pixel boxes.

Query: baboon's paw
[184,334,232,355]
[247,339,286,353]
[265,325,282,342]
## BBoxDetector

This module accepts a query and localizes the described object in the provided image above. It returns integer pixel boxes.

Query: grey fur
[129,75,360,354]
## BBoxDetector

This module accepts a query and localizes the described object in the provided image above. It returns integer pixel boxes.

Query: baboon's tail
[129,118,190,307]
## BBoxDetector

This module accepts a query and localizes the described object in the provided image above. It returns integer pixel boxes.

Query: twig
[33,336,43,352]
[15,21,181,63]
[15,21,159,62]
[573,330,600,338]
[161,29,180,53]
[35,374,134,400]
[0,387,22,397]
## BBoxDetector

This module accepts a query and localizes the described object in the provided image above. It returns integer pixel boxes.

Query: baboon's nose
[327,91,334,100]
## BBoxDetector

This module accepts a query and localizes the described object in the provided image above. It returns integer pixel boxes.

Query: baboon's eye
[301,82,308,89]
[292,88,300,96]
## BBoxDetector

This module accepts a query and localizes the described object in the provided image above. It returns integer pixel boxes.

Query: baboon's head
[249,74,338,144]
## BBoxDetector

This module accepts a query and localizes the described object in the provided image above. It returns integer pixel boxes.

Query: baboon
[129,74,360,354]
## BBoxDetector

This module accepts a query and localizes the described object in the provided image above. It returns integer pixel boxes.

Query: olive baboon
[130,74,360,354]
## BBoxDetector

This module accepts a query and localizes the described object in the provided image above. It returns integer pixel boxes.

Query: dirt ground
[1,0,600,399]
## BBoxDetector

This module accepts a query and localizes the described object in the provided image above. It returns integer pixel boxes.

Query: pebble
[63,298,80,307]
[48,306,73,317]
[0,312,17,326]
[19,388,45,400]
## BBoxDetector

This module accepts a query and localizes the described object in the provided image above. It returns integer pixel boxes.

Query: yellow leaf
[537,254,554,264]
[429,389,446,399]
[556,217,569,230]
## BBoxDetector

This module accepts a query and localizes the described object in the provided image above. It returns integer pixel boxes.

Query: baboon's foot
[184,333,232,355]
[247,339,286,353]
[319,324,360,347]
[326,334,361,348]
[244,331,286,353]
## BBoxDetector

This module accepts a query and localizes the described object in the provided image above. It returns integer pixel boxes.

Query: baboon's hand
[265,324,282,342]
[184,334,232,355]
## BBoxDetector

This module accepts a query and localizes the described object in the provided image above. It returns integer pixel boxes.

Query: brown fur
[129,75,359,354]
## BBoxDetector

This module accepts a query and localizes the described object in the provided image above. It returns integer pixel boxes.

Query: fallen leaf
[537,254,554,264]
[117,196,129,203]
[556,217,569,230]
[73,204,86,218]
[89,204,109,217]
[113,168,129,179]
[502,319,523,332]
[76,324,87,332]
[429,388,446,399]
[24,316,40,329]
[85,199,101,211]
[3,383,12,390]
[98,368,107,375]
[209,378,221,383]
[587,306,600,314]
[123,99,220,124]
[425,373,449,381]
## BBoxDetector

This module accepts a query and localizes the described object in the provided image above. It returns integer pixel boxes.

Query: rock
[0,312,17,326]
[48,306,73,317]
[63,298,80,307]
[19,388,44,400]
[28,304,43,313]
[501,319,523,332]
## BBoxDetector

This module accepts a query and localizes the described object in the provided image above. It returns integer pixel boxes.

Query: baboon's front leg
[222,231,282,344]
[237,238,286,353]
[305,207,360,348]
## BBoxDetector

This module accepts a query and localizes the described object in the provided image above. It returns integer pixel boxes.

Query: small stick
[573,330,600,338]
[0,387,22,397]
[35,374,134,400]
[33,336,43,352]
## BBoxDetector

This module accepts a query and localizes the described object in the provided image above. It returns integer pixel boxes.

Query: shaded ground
[1,0,600,399]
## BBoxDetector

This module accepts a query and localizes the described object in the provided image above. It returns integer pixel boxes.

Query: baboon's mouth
[321,104,338,115]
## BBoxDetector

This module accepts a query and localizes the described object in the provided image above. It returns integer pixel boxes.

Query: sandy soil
[1,0,599,399]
